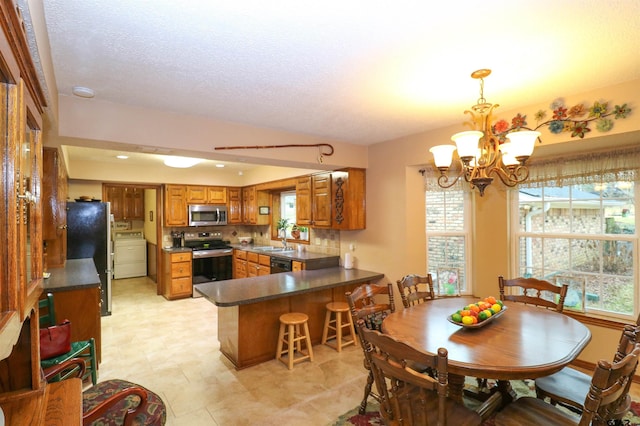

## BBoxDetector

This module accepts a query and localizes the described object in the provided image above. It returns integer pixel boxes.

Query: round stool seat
[326,301,350,312]
[322,301,357,352]
[280,312,309,325]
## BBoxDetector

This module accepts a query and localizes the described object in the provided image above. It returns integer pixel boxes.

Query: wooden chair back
[345,283,396,414]
[357,320,481,426]
[396,274,435,308]
[345,283,395,332]
[581,343,640,425]
[39,293,56,327]
[498,276,568,312]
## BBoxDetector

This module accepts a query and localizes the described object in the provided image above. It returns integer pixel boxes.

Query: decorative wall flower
[596,118,614,132]
[549,120,565,134]
[552,106,568,120]
[568,104,586,118]
[511,113,527,129]
[491,97,631,141]
[589,101,608,118]
[614,104,631,119]
[571,122,591,138]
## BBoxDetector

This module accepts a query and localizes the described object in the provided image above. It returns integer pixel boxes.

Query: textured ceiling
[40,0,640,147]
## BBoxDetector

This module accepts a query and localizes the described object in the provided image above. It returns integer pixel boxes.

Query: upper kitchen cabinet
[104,184,144,220]
[228,188,242,224]
[186,185,227,204]
[296,168,365,230]
[242,186,269,225]
[164,185,188,226]
[43,147,68,269]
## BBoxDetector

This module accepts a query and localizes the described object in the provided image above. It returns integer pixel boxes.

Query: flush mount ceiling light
[116,155,129,159]
[429,69,540,196]
[72,86,95,98]
[215,164,225,168]
[163,156,202,168]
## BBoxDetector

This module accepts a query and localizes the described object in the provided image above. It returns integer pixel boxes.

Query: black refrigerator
[66,201,112,316]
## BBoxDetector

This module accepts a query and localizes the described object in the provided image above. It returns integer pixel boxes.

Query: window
[426,187,472,295]
[279,191,296,239]
[511,146,639,320]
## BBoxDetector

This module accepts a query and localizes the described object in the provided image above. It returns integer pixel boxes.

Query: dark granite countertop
[161,247,192,254]
[44,258,100,292]
[194,267,384,307]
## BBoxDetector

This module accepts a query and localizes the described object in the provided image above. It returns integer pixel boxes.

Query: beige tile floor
[99,276,367,425]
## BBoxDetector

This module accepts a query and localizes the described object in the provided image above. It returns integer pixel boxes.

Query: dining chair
[495,342,640,426]
[356,319,482,426]
[396,274,435,308]
[535,321,640,415]
[44,358,166,425]
[39,293,98,385]
[345,283,396,414]
[498,275,569,312]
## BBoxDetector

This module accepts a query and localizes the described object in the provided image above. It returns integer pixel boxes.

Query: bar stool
[321,301,357,352]
[276,312,314,370]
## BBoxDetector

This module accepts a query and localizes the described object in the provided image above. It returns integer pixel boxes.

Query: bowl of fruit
[447,296,506,328]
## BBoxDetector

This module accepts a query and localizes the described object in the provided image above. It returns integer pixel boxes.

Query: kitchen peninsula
[195,267,384,369]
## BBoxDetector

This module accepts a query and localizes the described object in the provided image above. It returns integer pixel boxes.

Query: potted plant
[277,218,289,238]
[298,226,308,240]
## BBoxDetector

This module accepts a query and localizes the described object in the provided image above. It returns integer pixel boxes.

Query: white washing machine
[113,230,147,279]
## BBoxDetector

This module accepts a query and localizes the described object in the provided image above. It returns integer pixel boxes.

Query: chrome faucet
[281,237,288,250]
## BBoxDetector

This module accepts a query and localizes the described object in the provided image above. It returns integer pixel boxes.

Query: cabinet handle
[58,224,68,230]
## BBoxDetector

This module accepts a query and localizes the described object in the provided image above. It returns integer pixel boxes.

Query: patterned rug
[331,379,640,425]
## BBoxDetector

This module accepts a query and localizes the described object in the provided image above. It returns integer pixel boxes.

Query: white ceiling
[32,1,640,168]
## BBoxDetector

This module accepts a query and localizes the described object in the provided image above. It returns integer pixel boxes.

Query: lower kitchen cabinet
[234,249,247,278]
[292,260,304,271]
[247,252,270,277]
[163,251,192,300]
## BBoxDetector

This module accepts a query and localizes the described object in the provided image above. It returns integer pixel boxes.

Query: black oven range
[183,232,233,291]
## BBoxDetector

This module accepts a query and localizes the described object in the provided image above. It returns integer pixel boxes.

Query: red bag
[39,319,71,359]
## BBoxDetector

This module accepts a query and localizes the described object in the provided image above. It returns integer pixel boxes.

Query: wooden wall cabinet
[164,185,188,226]
[296,168,365,230]
[104,185,144,220]
[242,186,269,225]
[233,249,247,278]
[228,188,243,224]
[43,147,68,269]
[163,251,192,300]
[186,185,227,204]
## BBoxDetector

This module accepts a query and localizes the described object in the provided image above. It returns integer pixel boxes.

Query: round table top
[382,296,592,380]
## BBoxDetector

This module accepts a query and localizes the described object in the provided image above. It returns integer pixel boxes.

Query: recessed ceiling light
[215,164,225,168]
[116,155,129,159]
[163,156,202,168]
[72,86,95,98]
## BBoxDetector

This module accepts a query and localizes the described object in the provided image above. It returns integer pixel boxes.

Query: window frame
[425,187,474,296]
[509,181,638,322]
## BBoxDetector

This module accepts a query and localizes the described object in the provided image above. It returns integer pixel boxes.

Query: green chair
[39,292,98,385]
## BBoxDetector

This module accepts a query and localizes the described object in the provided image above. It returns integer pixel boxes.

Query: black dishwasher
[270,257,292,273]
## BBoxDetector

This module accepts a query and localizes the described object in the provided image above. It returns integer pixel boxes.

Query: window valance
[522,144,640,188]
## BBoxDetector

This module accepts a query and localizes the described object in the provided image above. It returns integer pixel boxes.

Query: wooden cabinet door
[123,187,144,220]
[42,148,68,268]
[186,186,207,204]
[312,173,332,227]
[242,186,256,224]
[258,255,271,276]
[106,185,125,220]
[233,249,247,278]
[228,188,242,224]
[207,187,227,204]
[331,168,366,230]
[164,185,188,226]
[296,176,312,226]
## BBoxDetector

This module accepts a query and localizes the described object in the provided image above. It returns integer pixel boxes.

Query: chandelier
[429,69,540,196]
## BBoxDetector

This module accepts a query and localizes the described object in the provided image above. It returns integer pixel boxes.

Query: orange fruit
[460,309,471,317]
[486,296,497,305]
[468,304,480,313]
[470,316,478,324]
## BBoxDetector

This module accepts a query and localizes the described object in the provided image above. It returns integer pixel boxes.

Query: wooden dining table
[381,296,592,416]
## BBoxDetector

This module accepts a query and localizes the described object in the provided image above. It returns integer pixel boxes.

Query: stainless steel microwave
[188,204,228,226]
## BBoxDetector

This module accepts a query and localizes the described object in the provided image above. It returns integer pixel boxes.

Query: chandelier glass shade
[429,69,540,196]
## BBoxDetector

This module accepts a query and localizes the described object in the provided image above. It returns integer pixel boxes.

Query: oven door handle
[192,249,233,259]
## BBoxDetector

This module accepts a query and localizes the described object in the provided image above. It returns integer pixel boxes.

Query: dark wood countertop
[44,258,101,292]
[194,267,384,307]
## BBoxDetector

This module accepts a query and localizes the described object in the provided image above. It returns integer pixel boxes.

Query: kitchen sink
[253,246,295,252]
